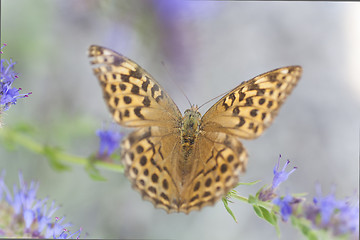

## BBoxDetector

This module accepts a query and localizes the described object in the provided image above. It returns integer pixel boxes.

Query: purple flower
[313,185,342,225]
[54,224,82,239]
[0,44,32,111]
[272,154,297,189]
[96,127,123,157]
[335,200,359,237]
[0,170,82,238]
[304,185,359,238]
[258,155,297,201]
[273,194,294,221]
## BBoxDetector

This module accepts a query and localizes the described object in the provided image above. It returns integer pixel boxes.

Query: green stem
[0,127,124,173]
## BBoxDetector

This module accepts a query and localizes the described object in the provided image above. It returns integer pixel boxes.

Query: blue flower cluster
[0,44,31,111]
[307,185,359,237]
[259,155,359,238]
[0,171,82,239]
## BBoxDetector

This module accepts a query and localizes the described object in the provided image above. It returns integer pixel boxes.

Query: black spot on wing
[236,117,245,127]
[131,68,143,79]
[258,98,265,105]
[222,99,230,111]
[140,156,147,166]
[110,84,117,92]
[193,181,200,191]
[162,179,169,190]
[142,76,150,92]
[114,97,120,106]
[121,74,130,82]
[232,106,240,115]
[155,90,164,103]
[134,107,145,119]
[142,96,151,107]
[120,84,127,91]
[151,84,160,98]
[123,96,132,104]
[245,98,253,106]
[228,93,236,106]
[104,91,110,100]
[131,85,140,94]
[248,83,259,90]
[257,89,265,96]
[151,173,159,183]
[238,92,245,102]
[250,109,258,117]
[113,57,124,66]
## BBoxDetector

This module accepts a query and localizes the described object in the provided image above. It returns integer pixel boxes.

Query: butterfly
[88,45,302,213]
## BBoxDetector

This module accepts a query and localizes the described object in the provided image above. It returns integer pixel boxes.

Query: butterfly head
[182,105,201,134]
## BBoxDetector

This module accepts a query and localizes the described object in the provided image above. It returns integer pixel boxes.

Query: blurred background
[1,1,359,239]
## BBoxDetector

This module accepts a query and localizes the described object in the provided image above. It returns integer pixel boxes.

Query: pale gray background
[1,1,359,239]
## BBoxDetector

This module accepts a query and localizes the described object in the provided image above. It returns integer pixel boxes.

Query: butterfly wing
[179,131,248,213]
[121,126,248,214]
[121,126,185,213]
[177,66,302,212]
[89,45,186,212]
[201,66,302,139]
[90,46,302,214]
[88,45,182,128]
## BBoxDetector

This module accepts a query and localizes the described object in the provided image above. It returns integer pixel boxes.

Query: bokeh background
[1,1,359,239]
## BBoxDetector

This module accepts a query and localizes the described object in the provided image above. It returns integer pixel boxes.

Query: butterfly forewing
[88,45,182,128]
[201,66,302,139]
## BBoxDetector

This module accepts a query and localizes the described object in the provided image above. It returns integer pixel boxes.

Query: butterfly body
[89,45,302,213]
[181,106,201,161]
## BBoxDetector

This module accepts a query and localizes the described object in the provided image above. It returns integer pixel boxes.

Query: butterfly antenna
[160,61,192,108]
[198,88,232,110]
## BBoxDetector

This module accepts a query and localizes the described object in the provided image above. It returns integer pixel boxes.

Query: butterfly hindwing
[121,126,185,213]
[179,131,248,213]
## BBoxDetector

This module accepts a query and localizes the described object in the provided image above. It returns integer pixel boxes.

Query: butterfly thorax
[181,105,202,162]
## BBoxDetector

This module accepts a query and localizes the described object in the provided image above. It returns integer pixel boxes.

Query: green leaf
[43,146,70,171]
[252,203,280,236]
[222,197,237,223]
[248,195,257,204]
[235,180,261,187]
[253,205,263,218]
[259,206,277,226]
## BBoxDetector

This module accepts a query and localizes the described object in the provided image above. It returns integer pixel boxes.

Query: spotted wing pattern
[201,66,302,139]
[88,45,181,128]
[89,45,302,214]
[177,131,248,213]
[121,126,184,213]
